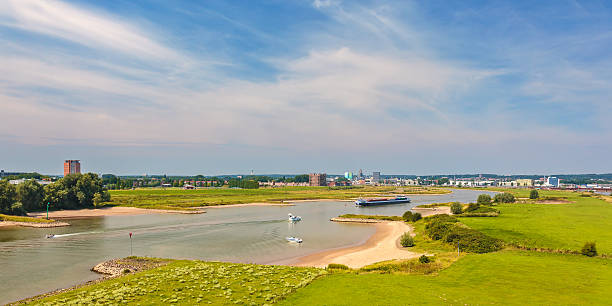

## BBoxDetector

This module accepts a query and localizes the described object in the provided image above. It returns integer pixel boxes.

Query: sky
[1,0,611,175]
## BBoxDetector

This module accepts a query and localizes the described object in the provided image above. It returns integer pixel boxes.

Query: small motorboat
[288,213,302,222]
[286,236,303,243]
[45,234,55,239]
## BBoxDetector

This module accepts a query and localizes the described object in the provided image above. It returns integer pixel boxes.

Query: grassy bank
[0,214,55,223]
[458,190,612,254]
[281,250,612,305]
[107,186,449,210]
[28,260,325,305]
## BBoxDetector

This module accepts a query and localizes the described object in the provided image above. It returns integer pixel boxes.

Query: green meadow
[107,186,448,210]
[29,261,325,305]
[459,190,612,254]
[281,250,612,305]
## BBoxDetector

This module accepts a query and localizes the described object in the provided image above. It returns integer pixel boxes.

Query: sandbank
[0,221,70,228]
[411,206,452,217]
[27,206,204,219]
[293,221,418,269]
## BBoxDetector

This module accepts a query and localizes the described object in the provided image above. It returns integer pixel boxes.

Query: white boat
[288,213,302,222]
[286,236,303,243]
[45,234,55,239]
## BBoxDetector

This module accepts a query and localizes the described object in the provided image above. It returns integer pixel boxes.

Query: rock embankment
[92,257,170,277]
[330,217,388,223]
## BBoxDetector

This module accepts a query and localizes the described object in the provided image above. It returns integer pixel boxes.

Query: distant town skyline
[1,1,611,174]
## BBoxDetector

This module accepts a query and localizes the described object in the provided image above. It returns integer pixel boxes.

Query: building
[309,173,327,186]
[63,160,81,176]
[546,177,560,187]
[372,171,381,181]
[516,179,534,187]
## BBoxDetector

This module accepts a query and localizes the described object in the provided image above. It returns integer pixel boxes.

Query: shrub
[465,203,480,212]
[423,214,502,253]
[123,269,131,274]
[419,255,431,263]
[400,232,414,247]
[581,242,597,257]
[477,194,492,205]
[444,225,503,253]
[529,189,539,199]
[494,192,516,203]
[450,202,463,214]
[409,212,422,222]
[327,263,349,270]
[10,202,27,216]
[402,211,413,221]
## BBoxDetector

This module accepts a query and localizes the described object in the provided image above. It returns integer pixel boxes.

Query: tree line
[0,173,110,216]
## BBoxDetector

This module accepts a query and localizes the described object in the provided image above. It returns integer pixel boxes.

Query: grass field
[458,190,612,254]
[107,186,448,210]
[281,250,612,305]
[29,260,325,305]
[0,214,55,223]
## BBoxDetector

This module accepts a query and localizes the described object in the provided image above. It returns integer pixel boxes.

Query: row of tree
[0,173,110,215]
[227,179,259,189]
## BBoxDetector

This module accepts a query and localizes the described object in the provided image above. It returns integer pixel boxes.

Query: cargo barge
[355,196,411,206]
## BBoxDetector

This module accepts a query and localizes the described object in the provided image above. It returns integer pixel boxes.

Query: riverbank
[0,221,70,228]
[294,221,418,268]
[27,206,204,219]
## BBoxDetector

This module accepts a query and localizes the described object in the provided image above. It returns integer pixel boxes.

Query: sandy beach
[294,221,419,269]
[27,206,204,219]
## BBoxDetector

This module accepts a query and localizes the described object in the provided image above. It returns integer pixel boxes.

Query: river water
[0,189,494,304]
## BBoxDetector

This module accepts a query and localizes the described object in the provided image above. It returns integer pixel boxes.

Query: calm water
[0,189,494,304]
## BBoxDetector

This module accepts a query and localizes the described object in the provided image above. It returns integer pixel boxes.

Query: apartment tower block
[64,160,81,177]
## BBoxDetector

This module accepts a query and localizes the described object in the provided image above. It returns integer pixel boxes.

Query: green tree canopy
[17,180,45,211]
[0,180,18,214]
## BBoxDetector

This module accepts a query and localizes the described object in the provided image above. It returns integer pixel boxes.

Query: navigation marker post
[46,202,50,220]
[129,232,133,256]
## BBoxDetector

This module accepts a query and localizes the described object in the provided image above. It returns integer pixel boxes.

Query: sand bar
[411,206,452,217]
[27,206,204,219]
[294,221,419,269]
[0,221,70,228]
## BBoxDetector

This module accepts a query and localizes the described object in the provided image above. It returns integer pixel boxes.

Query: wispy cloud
[1,0,610,174]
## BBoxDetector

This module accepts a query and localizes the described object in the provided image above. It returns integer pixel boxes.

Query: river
[0,189,495,304]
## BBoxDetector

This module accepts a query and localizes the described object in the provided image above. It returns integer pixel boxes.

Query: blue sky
[1,0,611,175]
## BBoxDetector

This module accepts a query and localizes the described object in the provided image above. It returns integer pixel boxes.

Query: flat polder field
[106,186,449,210]
[22,189,612,305]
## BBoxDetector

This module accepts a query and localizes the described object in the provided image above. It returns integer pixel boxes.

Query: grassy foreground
[29,260,325,305]
[281,250,612,305]
[0,214,55,223]
[107,186,448,210]
[458,190,612,254]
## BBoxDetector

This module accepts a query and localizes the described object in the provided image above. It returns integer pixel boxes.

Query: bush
[402,211,413,221]
[327,263,349,270]
[465,203,480,212]
[423,214,502,253]
[581,242,597,257]
[419,255,431,263]
[409,212,422,222]
[494,192,516,203]
[450,202,463,214]
[477,194,492,205]
[400,232,414,247]
[10,202,27,216]
[529,189,539,199]
[443,225,503,253]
